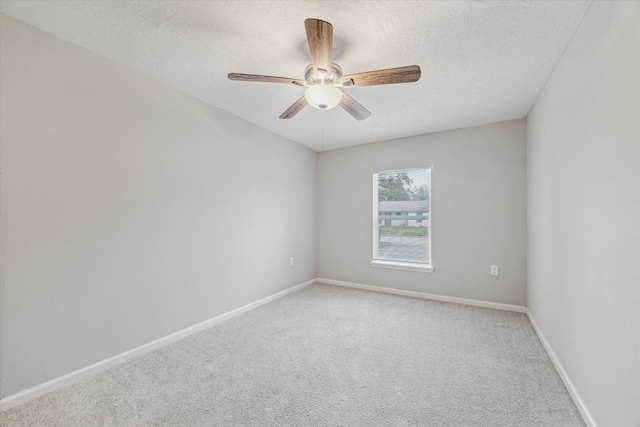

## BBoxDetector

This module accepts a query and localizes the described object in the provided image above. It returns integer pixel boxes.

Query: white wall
[0,14,316,398]
[527,1,639,425]
[317,120,526,306]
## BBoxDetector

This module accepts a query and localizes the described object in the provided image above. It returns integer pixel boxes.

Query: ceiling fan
[228,18,421,120]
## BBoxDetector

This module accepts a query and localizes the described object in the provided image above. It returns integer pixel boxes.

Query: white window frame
[371,168,433,273]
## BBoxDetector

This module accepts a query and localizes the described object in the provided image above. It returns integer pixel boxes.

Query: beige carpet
[1,283,584,426]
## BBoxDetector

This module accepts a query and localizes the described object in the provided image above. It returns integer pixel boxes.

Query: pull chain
[321,113,325,152]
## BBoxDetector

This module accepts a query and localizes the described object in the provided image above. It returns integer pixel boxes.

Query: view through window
[373,168,431,268]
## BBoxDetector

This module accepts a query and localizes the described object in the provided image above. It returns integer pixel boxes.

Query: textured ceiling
[0,1,591,151]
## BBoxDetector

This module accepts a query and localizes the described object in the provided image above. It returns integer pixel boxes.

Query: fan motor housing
[305,63,343,86]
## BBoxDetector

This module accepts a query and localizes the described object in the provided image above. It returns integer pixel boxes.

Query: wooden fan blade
[339,91,371,121]
[304,18,333,76]
[228,73,306,86]
[279,96,308,119]
[340,65,421,87]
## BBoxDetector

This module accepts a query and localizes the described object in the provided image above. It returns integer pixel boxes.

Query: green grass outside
[379,226,428,237]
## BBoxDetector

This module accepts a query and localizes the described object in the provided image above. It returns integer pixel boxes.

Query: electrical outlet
[490,265,499,276]
[290,257,294,266]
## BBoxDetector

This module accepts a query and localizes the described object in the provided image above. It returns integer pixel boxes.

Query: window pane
[375,169,430,265]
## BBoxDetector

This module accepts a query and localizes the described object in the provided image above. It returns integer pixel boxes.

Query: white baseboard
[526,311,598,427]
[317,277,527,313]
[0,279,315,412]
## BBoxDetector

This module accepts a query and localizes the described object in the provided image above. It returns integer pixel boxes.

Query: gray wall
[0,14,317,397]
[527,1,639,425]
[317,120,527,306]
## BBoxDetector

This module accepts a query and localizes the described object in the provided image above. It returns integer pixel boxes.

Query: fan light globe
[304,84,342,110]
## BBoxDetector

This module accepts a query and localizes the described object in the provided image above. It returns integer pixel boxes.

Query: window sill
[370,260,434,273]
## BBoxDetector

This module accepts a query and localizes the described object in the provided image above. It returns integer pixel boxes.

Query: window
[372,168,432,272]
